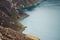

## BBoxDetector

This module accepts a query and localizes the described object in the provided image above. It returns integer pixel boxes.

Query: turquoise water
[20,0,60,40]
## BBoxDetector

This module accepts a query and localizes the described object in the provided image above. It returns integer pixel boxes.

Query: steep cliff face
[0,0,40,40]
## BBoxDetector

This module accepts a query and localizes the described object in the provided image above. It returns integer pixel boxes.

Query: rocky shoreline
[0,0,40,40]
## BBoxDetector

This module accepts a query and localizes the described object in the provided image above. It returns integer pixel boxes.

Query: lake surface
[20,0,60,40]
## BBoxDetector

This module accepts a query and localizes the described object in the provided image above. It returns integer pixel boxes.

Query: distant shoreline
[21,0,45,11]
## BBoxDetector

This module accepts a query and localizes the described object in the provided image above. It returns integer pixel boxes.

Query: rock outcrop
[0,26,32,40]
